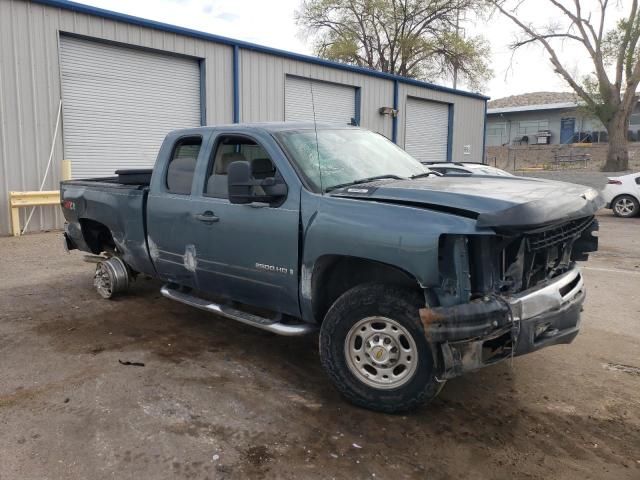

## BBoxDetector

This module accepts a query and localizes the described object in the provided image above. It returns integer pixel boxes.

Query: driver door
[188,133,300,316]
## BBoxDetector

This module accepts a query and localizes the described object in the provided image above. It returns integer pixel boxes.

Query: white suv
[601,172,640,217]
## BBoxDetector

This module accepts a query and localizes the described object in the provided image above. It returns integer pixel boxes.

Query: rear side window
[166,136,202,194]
[635,176,640,185]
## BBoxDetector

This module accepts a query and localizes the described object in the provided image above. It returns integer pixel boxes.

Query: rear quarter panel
[61,181,155,275]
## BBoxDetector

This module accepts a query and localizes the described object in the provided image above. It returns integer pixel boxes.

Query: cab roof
[171,122,359,136]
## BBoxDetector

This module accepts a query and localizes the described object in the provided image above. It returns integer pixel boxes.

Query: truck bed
[61,176,155,276]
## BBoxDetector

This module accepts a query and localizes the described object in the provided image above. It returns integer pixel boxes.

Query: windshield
[277,129,427,192]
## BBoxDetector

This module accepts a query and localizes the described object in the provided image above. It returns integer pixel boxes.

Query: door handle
[193,211,219,223]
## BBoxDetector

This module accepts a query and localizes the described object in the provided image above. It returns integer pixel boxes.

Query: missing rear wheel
[94,257,130,299]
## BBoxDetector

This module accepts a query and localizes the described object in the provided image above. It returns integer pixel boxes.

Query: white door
[285,76,356,126]
[404,98,449,162]
[59,36,201,178]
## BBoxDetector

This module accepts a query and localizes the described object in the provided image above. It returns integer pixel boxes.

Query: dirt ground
[0,211,639,480]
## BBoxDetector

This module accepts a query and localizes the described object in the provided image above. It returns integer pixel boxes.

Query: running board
[160,284,316,336]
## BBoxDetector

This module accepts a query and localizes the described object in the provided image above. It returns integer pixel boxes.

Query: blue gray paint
[61,123,601,324]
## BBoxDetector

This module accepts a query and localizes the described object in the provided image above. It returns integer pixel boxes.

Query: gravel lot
[0,211,639,480]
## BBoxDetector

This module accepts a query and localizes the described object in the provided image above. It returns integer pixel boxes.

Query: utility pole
[453,7,460,89]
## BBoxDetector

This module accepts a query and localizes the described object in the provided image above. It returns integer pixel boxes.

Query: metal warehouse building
[0,0,488,236]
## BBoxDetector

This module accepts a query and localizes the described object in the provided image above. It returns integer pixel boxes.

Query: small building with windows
[0,0,488,236]
[485,91,640,147]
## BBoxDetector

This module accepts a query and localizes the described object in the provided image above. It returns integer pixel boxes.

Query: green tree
[295,0,492,91]
[489,0,640,171]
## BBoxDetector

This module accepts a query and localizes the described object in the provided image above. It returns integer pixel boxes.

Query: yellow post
[61,159,72,181]
[11,205,21,237]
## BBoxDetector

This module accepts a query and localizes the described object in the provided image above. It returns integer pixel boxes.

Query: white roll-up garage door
[404,98,450,162]
[60,36,201,178]
[285,76,356,126]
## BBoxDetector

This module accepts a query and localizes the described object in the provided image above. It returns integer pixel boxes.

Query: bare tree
[489,0,640,171]
[296,0,491,91]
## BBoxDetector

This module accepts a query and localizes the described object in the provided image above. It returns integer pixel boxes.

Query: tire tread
[319,283,443,413]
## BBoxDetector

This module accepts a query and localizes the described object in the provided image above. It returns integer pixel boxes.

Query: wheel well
[311,255,423,324]
[79,219,115,254]
[612,193,639,205]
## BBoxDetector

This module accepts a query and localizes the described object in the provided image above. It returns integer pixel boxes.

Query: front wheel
[612,195,639,218]
[319,283,444,413]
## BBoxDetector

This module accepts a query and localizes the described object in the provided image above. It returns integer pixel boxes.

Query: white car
[421,162,513,176]
[601,172,640,217]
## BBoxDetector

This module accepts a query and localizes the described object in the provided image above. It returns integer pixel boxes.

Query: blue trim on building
[446,104,454,162]
[392,80,399,144]
[353,87,361,126]
[35,0,489,101]
[481,100,488,164]
[233,45,240,123]
[199,59,206,126]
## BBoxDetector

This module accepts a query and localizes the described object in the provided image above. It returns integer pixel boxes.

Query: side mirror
[227,161,253,204]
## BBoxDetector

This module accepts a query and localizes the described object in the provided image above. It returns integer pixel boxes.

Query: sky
[74,0,627,100]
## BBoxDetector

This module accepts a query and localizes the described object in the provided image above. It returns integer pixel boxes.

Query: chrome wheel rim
[93,257,129,299]
[614,198,636,216]
[94,263,113,298]
[344,316,418,390]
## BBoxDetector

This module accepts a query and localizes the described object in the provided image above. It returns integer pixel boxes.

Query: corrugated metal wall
[239,50,395,137]
[238,49,485,159]
[0,0,486,236]
[0,0,233,235]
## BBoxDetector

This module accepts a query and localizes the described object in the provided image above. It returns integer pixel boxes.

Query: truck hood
[329,175,603,229]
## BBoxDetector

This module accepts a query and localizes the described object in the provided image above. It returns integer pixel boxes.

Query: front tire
[319,283,443,413]
[612,194,639,217]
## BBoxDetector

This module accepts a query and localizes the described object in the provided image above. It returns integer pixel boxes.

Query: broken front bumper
[420,265,585,380]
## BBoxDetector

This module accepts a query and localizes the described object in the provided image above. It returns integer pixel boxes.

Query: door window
[205,136,277,198]
[166,136,202,195]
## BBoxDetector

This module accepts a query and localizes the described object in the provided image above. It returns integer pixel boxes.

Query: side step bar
[160,284,316,336]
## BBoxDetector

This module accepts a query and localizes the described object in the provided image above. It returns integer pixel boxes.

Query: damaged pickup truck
[61,123,601,412]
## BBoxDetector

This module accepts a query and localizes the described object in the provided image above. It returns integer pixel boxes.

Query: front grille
[468,216,598,296]
[525,216,595,252]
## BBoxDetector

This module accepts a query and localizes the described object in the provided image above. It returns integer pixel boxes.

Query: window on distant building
[518,120,549,136]
[486,122,507,146]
